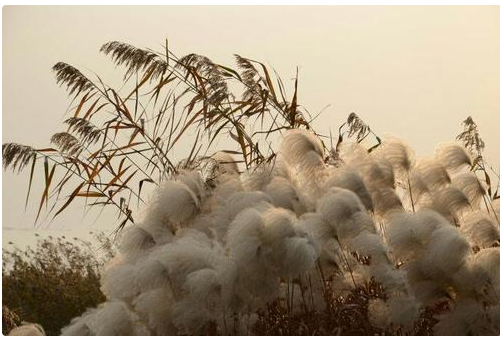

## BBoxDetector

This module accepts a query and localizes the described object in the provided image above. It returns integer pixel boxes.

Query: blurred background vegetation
[2,233,115,335]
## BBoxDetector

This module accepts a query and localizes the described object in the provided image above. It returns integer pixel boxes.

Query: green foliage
[2,234,114,335]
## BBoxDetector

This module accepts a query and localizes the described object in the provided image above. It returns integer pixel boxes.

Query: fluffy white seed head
[316,187,365,227]
[279,129,325,169]
[452,173,486,209]
[211,151,240,176]
[176,170,206,202]
[325,168,373,211]
[376,137,414,173]
[336,211,377,241]
[225,191,272,222]
[139,209,175,246]
[436,143,472,172]
[414,160,451,191]
[133,288,176,335]
[264,176,304,213]
[242,158,292,191]
[371,187,404,218]
[94,301,148,336]
[345,231,387,262]
[419,226,471,279]
[285,236,317,273]
[118,225,156,259]
[226,208,265,268]
[8,323,45,336]
[386,209,448,261]
[135,254,172,292]
[461,211,500,248]
[354,158,395,190]
[60,309,97,336]
[156,180,200,225]
[472,247,500,294]
[101,263,139,301]
[430,186,471,222]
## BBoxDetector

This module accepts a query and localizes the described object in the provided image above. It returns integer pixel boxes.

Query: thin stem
[308,274,315,311]
[406,169,415,212]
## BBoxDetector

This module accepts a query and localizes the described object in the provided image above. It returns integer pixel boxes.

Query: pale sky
[2,6,500,232]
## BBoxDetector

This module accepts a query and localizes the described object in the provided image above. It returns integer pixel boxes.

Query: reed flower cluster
[60,130,500,336]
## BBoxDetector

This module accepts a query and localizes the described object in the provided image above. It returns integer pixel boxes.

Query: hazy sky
[2,6,500,232]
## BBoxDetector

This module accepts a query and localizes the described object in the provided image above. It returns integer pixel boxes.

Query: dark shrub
[2,234,114,335]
